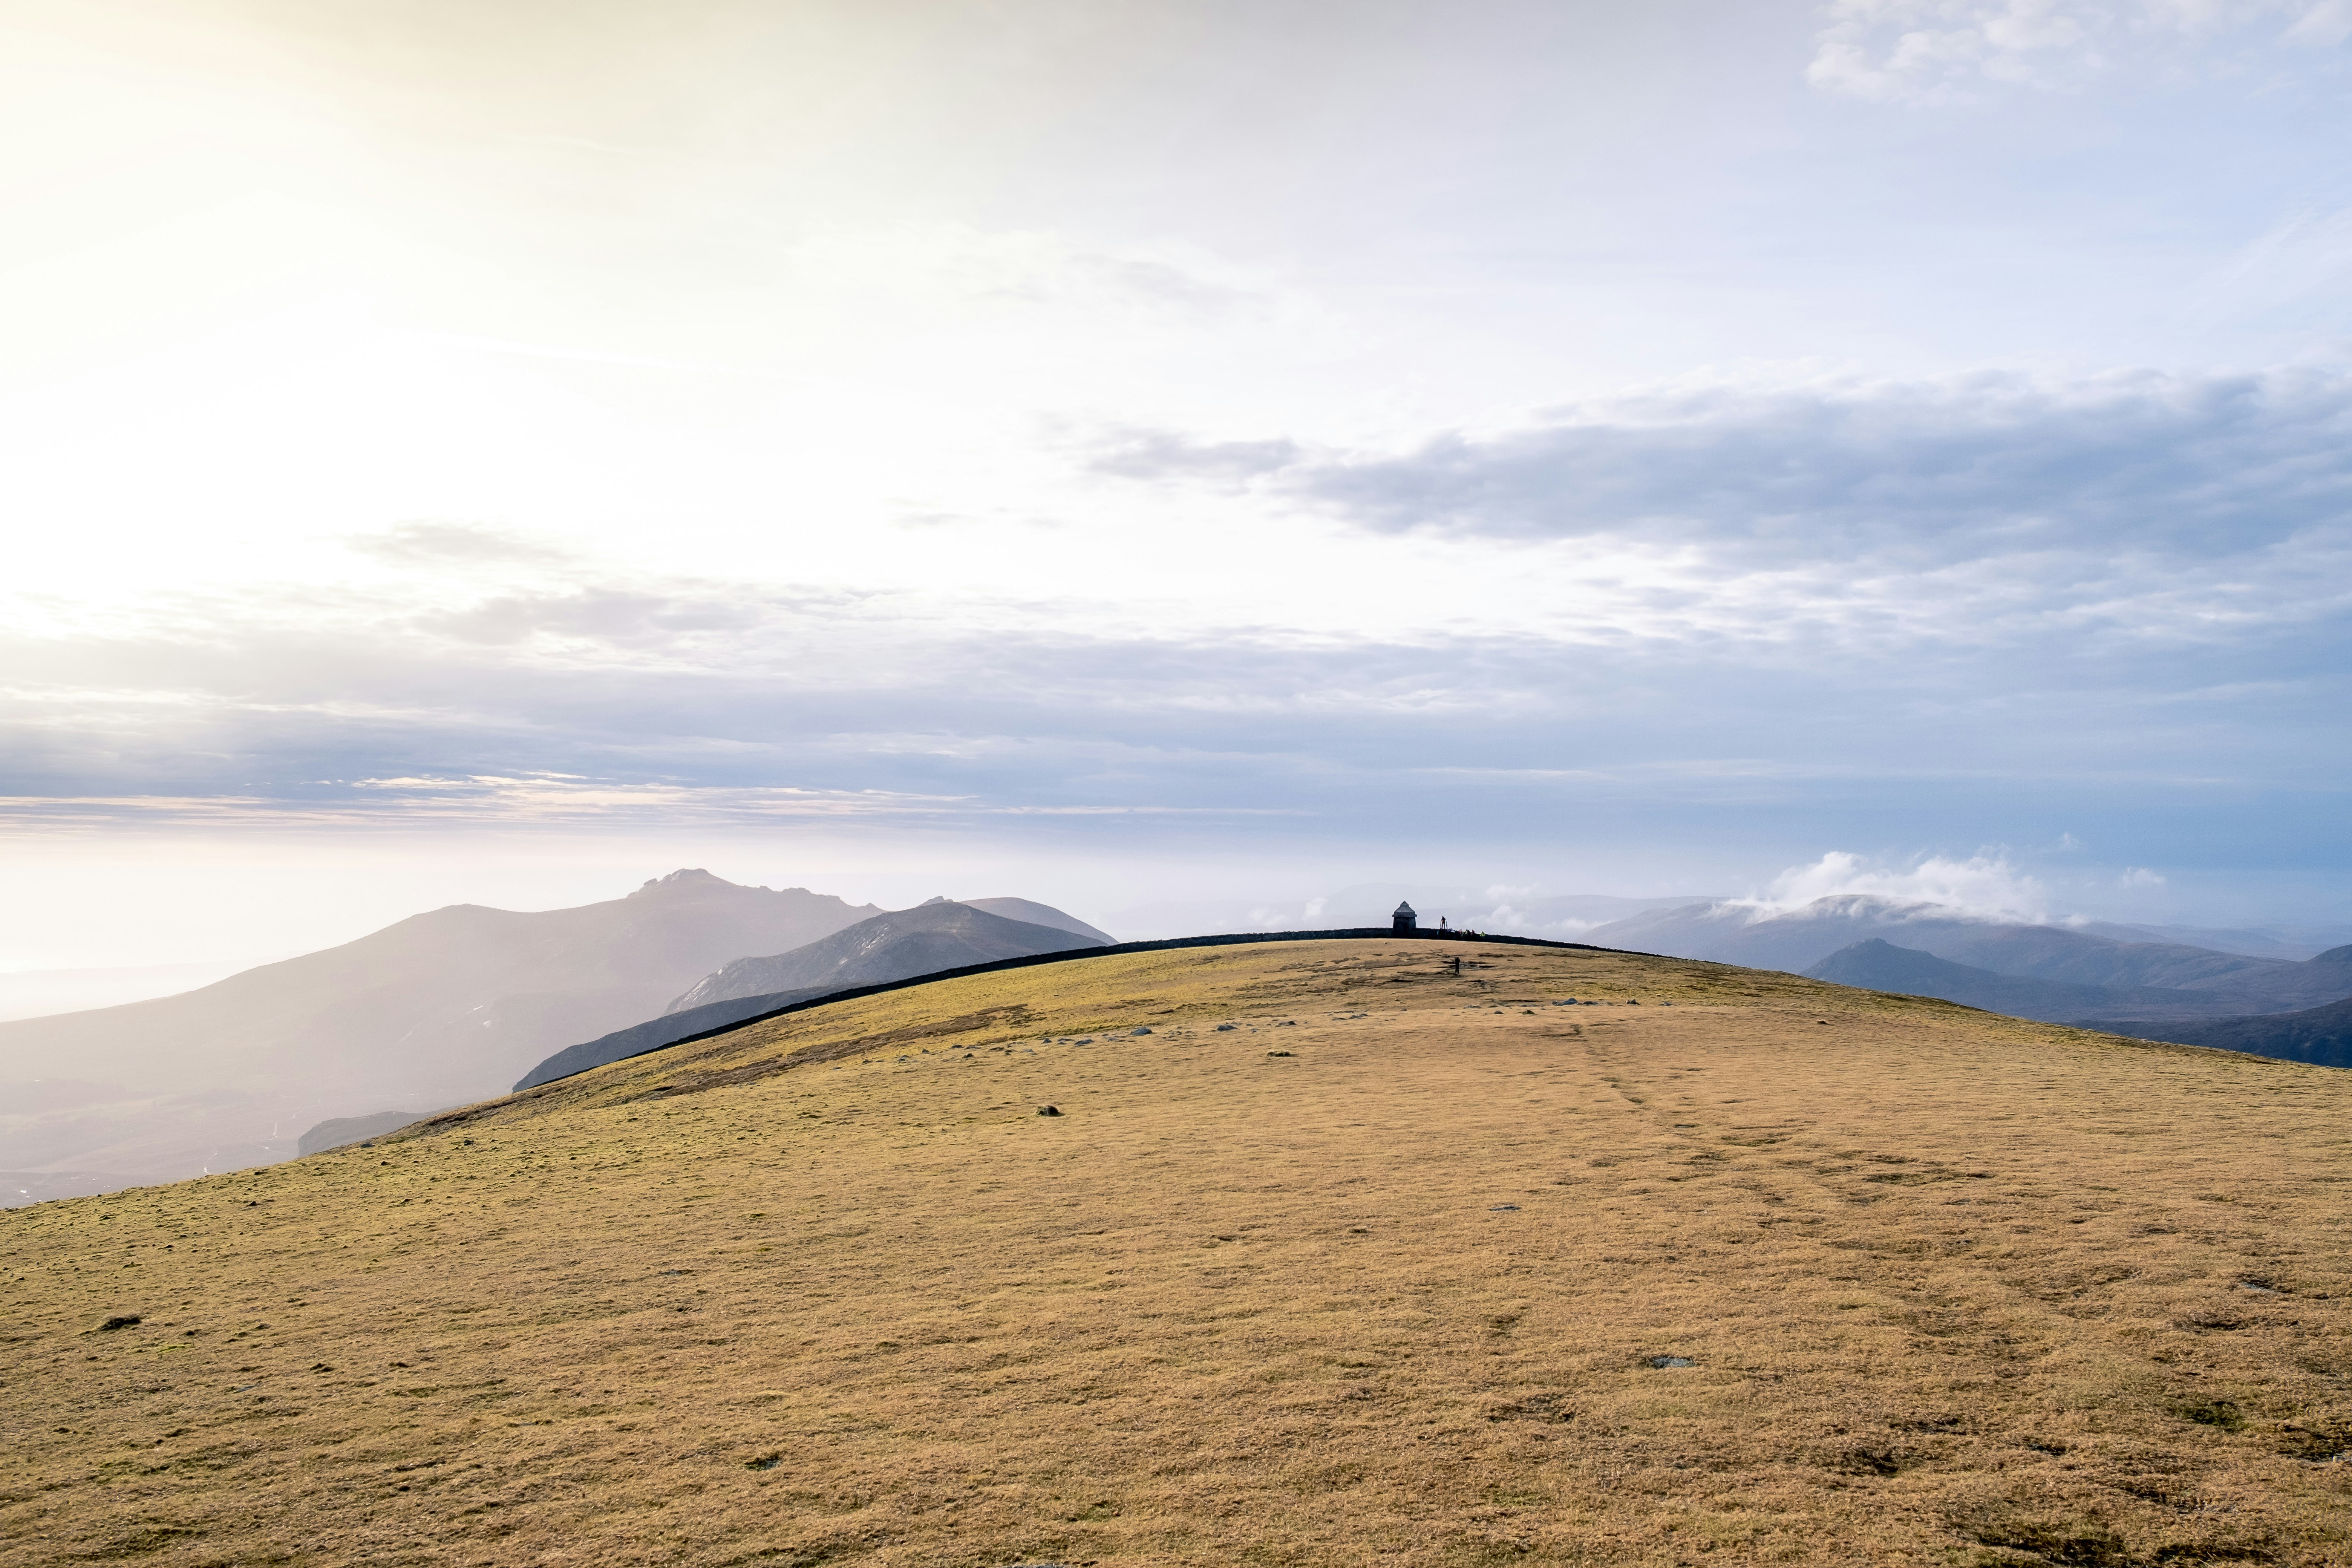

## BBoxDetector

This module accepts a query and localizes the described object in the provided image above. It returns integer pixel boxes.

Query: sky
[4,0,2351,970]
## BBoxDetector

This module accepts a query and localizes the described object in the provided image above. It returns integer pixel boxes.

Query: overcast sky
[5,0,2351,966]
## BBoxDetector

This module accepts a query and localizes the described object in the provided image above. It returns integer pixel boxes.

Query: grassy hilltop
[5,938,2349,1567]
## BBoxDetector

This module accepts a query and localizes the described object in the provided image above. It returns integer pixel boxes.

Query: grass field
[5,937,2349,1567]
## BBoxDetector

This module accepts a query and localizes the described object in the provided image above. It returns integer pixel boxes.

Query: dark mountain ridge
[1804,939,2352,1073]
[664,899,1110,1015]
[2099,996,2352,1072]
[519,900,1113,1090]
[1802,940,2190,1019]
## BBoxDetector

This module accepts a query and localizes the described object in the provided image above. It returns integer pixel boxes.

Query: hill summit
[8,936,2345,1565]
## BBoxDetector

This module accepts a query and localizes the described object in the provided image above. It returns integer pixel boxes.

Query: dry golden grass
[5,939,2350,1568]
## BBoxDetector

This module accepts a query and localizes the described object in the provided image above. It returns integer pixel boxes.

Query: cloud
[1272,369,2352,560]
[346,522,574,567]
[1755,849,2052,922]
[1086,429,1303,487]
[1807,0,2352,102]
[1089,369,2352,672]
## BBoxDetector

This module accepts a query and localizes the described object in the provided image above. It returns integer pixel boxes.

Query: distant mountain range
[0,875,1117,1192]
[514,898,1110,1091]
[1802,939,2184,1019]
[1801,936,2352,1071]
[2097,996,2352,1071]
[666,898,1111,1013]
[0,872,891,1188]
[1587,894,2352,1019]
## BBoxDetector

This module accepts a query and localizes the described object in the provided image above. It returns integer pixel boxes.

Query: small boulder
[1037,1105,1063,1117]
[98,1315,141,1332]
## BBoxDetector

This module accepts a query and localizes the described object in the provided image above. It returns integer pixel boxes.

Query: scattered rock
[1649,1355,1693,1369]
[1130,1027,1152,1035]
[1268,1050,1294,1057]
[98,1315,141,1332]
[1214,1024,1236,1031]
[1489,1204,1520,1211]
[1038,1105,1062,1116]
[745,1453,783,1471]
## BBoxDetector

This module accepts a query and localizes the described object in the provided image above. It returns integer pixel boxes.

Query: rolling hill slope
[5,938,2347,1566]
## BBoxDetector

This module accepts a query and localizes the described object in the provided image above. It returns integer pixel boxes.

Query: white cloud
[1753,849,2052,921]
[1808,0,2352,101]
[1272,368,2352,559]
[1094,367,2352,665]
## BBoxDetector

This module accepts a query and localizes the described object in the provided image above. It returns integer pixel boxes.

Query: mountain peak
[634,868,735,895]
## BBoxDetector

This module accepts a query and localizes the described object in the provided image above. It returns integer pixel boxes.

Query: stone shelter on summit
[1392,900,1417,932]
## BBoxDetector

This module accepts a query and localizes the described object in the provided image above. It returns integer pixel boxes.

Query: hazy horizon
[7,0,2350,975]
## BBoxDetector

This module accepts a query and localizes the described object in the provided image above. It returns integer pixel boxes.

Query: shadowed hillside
[2103,994,2352,1072]
[663,898,1109,1014]
[1805,939,2203,1021]
[5,938,2347,1566]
